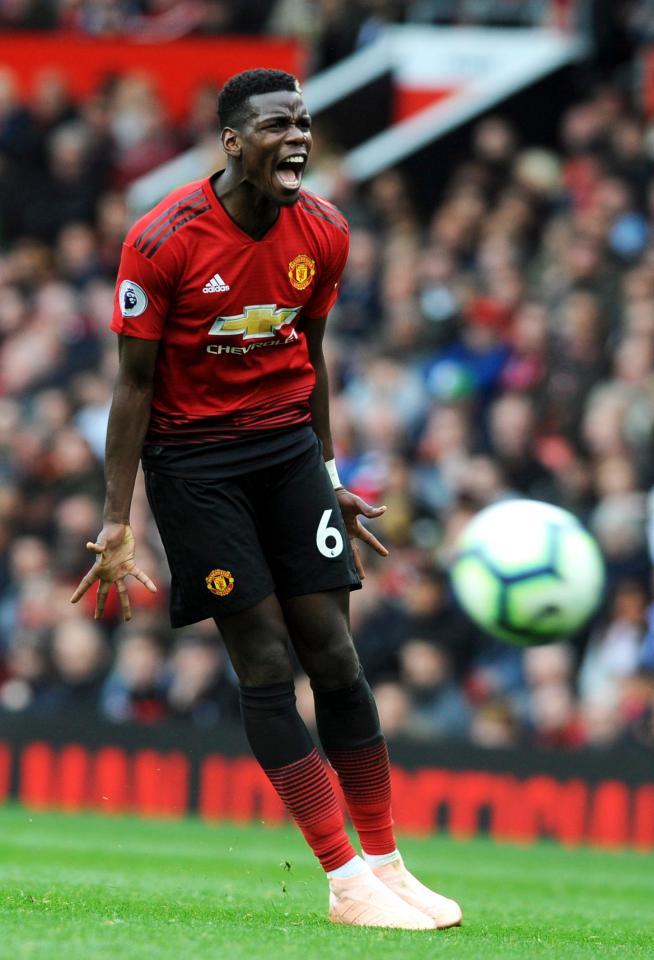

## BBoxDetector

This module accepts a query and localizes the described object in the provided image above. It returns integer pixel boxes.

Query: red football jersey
[111,176,349,444]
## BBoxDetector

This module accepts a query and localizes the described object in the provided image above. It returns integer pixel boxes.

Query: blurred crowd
[0,0,401,64]
[323,88,654,750]
[0,1,583,66]
[1,32,654,751]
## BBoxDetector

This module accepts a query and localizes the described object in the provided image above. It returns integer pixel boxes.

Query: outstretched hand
[70,522,157,621]
[335,488,389,579]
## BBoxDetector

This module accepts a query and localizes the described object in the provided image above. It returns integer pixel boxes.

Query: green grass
[0,806,653,959]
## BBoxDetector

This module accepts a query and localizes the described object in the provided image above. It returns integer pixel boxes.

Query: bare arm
[104,335,159,522]
[70,335,159,620]
[302,315,388,578]
[303,315,335,461]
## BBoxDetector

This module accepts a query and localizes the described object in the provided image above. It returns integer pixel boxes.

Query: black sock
[239,681,314,768]
[312,667,382,752]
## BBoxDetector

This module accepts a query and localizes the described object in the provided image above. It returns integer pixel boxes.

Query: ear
[221,127,241,159]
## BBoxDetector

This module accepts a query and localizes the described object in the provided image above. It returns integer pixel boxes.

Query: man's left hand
[335,488,388,579]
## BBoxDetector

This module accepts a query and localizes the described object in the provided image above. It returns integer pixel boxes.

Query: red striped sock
[265,748,357,872]
[326,739,396,855]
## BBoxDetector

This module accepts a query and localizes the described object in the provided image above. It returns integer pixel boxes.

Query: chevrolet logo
[209,304,300,340]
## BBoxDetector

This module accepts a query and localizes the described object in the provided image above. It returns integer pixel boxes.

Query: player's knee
[253,642,293,686]
[303,634,359,690]
[232,648,293,686]
[228,622,293,687]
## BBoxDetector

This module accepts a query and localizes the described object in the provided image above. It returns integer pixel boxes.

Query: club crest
[288,254,315,291]
[205,568,235,597]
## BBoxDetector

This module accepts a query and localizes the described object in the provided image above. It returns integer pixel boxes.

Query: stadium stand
[0,1,653,753]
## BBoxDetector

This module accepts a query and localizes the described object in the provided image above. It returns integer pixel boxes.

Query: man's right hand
[70,522,157,621]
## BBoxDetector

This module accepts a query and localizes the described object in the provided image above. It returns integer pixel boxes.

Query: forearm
[103,377,153,523]
[309,352,335,462]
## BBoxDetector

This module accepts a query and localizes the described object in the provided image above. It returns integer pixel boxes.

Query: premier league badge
[119,279,148,318]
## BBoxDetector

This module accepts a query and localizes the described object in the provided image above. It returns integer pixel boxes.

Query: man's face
[231,90,312,206]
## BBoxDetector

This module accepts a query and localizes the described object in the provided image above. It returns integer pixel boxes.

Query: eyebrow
[257,111,311,123]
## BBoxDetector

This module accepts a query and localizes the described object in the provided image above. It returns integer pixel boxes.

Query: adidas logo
[203,273,230,293]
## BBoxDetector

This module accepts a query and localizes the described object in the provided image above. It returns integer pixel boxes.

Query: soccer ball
[450,499,605,646]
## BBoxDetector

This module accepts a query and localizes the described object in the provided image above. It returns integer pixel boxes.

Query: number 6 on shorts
[316,509,344,558]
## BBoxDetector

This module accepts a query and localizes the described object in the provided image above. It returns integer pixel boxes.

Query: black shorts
[144,437,361,627]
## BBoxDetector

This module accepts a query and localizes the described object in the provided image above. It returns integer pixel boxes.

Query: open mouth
[275,154,307,191]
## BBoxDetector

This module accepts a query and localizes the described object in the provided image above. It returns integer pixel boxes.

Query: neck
[212,169,280,240]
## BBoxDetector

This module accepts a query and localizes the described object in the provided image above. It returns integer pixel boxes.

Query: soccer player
[71,68,462,931]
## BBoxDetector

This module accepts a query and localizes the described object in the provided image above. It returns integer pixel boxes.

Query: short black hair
[217,68,301,130]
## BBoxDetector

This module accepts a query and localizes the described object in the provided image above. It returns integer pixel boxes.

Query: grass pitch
[0,806,652,960]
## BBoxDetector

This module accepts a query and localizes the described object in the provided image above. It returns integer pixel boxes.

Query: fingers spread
[94,581,111,620]
[355,522,389,558]
[70,570,99,604]
[132,569,157,593]
[115,578,132,621]
[350,540,365,580]
[350,493,387,513]
[360,505,387,518]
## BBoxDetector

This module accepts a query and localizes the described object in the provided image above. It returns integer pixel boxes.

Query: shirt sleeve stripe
[300,193,347,227]
[299,201,348,235]
[301,190,346,218]
[134,188,206,251]
[139,198,211,257]
[141,206,211,258]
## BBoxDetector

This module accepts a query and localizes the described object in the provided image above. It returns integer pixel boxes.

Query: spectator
[579,579,648,720]
[399,640,472,738]
[371,681,412,737]
[487,393,557,500]
[102,629,169,723]
[0,630,52,713]
[45,619,109,713]
[166,633,239,726]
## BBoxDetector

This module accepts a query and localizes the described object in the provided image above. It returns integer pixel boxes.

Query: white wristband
[325,458,343,490]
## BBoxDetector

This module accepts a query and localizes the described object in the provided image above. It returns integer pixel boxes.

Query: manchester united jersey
[110,175,349,456]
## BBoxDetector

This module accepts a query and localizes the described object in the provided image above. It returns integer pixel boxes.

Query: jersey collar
[204,173,284,244]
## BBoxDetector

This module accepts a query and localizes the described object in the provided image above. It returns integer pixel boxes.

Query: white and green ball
[450,499,605,646]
